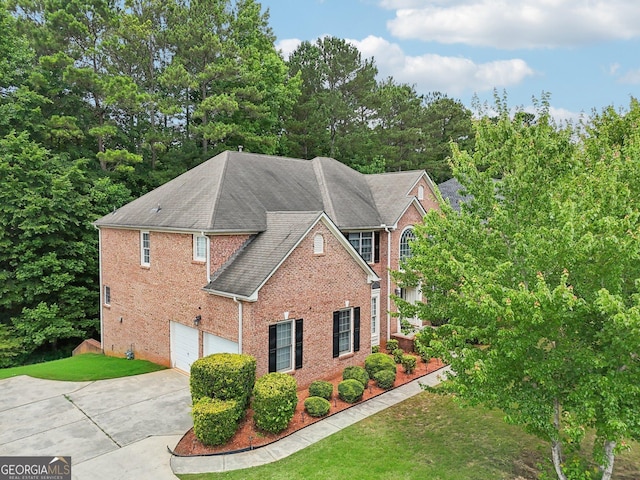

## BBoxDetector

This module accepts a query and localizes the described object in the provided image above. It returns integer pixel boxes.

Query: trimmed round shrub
[393,348,405,364]
[342,365,369,388]
[338,378,364,403]
[192,397,240,446]
[190,353,256,407]
[385,338,399,353]
[402,355,417,374]
[253,372,298,434]
[371,345,380,354]
[308,380,333,400]
[373,369,396,389]
[364,352,397,378]
[304,396,331,417]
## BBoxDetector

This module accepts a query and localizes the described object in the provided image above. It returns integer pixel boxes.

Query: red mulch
[173,356,447,456]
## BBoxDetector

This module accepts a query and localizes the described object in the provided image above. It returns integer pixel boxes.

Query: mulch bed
[173,356,447,456]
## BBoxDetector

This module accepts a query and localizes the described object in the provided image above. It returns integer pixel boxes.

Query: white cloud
[350,35,534,95]
[618,68,640,84]
[276,38,302,59]
[386,0,640,49]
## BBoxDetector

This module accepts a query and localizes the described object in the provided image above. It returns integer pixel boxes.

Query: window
[194,234,207,261]
[332,307,360,357]
[313,233,324,254]
[399,228,415,261]
[371,291,379,346]
[141,231,150,266]
[348,232,374,262]
[104,286,111,306]
[269,319,303,373]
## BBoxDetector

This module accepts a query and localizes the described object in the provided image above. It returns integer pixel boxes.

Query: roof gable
[204,211,379,300]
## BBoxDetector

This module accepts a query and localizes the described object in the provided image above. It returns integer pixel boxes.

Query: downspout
[203,232,211,283]
[233,297,243,354]
[384,225,394,341]
[96,226,104,351]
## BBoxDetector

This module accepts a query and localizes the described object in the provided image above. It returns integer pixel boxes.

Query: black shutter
[353,307,361,352]
[295,318,303,369]
[268,324,277,372]
[374,231,380,263]
[332,311,340,358]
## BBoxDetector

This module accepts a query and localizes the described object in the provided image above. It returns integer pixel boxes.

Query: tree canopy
[394,97,640,480]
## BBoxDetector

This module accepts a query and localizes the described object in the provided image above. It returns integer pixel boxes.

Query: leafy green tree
[0,132,131,359]
[394,98,640,480]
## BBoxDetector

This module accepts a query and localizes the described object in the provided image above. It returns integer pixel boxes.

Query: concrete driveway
[0,369,191,479]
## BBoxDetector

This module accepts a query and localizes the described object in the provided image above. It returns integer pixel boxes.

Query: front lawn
[178,391,640,480]
[0,353,166,381]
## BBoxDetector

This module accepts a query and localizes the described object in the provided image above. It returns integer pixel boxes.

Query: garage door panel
[170,321,199,373]
[203,332,239,357]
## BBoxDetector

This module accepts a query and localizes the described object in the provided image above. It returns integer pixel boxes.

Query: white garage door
[170,321,199,373]
[203,332,239,357]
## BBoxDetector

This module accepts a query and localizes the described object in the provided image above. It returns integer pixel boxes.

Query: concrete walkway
[171,366,450,475]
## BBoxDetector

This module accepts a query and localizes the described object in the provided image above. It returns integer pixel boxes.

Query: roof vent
[151,203,161,213]
[238,145,243,152]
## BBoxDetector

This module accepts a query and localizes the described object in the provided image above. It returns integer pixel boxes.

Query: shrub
[192,397,241,446]
[414,328,435,362]
[393,348,405,364]
[308,380,333,400]
[385,338,399,353]
[402,355,417,374]
[342,365,369,388]
[371,345,380,354]
[338,378,364,403]
[304,396,331,417]
[364,352,397,379]
[373,369,396,389]
[190,353,256,407]
[253,372,298,434]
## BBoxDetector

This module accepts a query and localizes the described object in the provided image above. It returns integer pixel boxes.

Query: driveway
[0,369,191,479]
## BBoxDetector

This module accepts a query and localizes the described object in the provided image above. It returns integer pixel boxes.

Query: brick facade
[98,172,439,387]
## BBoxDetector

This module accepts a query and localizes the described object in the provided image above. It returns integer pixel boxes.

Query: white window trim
[399,226,415,262]
[104,285,111,306]
[371,289,380,347]
[338,308,354,356]
[418,185,425,200]
[193,234,207,262]
[348,231,374,263]
[141,231,150,266]
[275,320,294,373]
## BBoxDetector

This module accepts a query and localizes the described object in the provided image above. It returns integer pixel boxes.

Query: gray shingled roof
[365,170,428,226]
[437,178,468,211]
[95,151,395,232]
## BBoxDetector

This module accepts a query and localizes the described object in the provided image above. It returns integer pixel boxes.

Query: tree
[0,132,131,359]
[394,98,640,479]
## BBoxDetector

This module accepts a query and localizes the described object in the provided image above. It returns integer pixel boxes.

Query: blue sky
[262,0,640,123]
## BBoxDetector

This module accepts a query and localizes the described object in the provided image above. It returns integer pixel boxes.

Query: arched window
[399,227,415,261]
[314,233,324,254]
[418,185,424,200]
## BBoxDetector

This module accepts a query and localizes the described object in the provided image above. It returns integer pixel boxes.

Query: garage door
[203,332,239,357]
[170,321,199,373]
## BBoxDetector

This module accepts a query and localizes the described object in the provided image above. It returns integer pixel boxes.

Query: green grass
[178,392,640,480]
[0,353,166,381]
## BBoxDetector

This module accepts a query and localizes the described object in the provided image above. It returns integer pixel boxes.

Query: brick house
[95,151,439,387]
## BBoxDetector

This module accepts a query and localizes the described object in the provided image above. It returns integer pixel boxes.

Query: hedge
[253,372,298,434]
[190,353,256,407]
[192,397,241,446]
[364,352,397,379]
[342,365,369,388]
[308,380,333,400]
[304,396,331,417]
[338,378,364,403]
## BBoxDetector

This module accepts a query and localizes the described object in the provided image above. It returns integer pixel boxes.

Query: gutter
[233,297,243,354]
[383,224,395,341]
